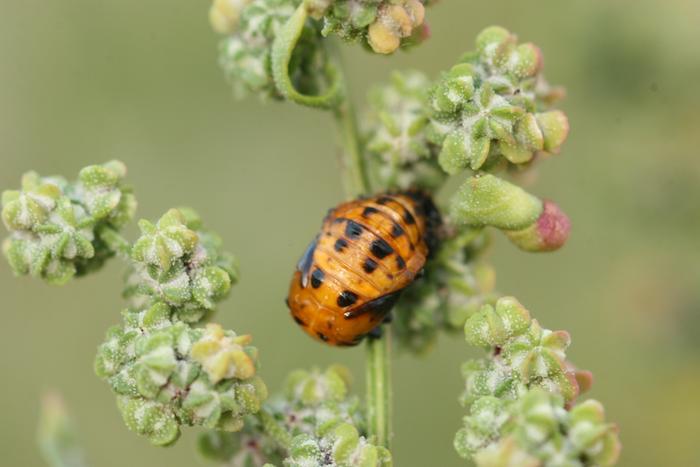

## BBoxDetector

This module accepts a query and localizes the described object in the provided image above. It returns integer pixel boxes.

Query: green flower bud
[1,173,61,230]
[217,0,328,100]
[450,174,543,230]
[132,209,198,272]
[454,396,509,458]
[428,26,569,173]
[364,70,445,191]
[117,396,180,446]
[535,111,570,153]
[569,400,621,466]
[504,200,571,252]
[77,160,134,224]
[464,297,532,348]
[501,320,579,403]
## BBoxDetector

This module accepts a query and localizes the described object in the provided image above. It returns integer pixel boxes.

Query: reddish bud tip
[536,201,571,251]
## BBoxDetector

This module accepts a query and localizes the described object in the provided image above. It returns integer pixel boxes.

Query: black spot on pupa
[311,268,324,288]
[362,206,379,217]
[370,238,394,259]
[403,208,416,225]
[317,332,329,342]
[293,315,305,326]
[396,256,406,270]
[377,197,393,205]
[345,220,363,239]
[285,298,290,308]
[363,257,378,274]
[337,290,358,308]
[334,238,348,252]
[391,223,405,238]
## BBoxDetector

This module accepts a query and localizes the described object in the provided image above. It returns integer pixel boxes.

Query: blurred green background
[1,0,699,465]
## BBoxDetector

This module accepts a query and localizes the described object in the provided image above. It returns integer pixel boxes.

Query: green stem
[328,47,391,450]
[365,334,392,449]
[333,100,370,198]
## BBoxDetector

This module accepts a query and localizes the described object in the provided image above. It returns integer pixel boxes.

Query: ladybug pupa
[286,192,441,346]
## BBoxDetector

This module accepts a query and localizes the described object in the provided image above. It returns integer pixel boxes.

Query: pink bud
[505,200,571,252]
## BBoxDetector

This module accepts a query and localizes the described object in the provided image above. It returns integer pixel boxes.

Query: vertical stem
[366,334,392,449]
[330,54,392,450]
[333,100,370,199]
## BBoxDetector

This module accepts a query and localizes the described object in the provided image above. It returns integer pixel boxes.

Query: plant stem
[330,51,392,450]
[333,100,370,199]
[365,334,392,449]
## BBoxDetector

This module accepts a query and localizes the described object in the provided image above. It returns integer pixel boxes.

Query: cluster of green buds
[461,297,588,405]
[427,26,568,174]
[392,228,497,354]
[455,297,621,465]
[212,0,328,99]
[123,208,239,322]
[310,0,430,54]
[95,208,266,445]
[199,366,391,466]
[456,388,621,467]
[1,161,136,285]
[362,27,570,257]
[364,70,445,191]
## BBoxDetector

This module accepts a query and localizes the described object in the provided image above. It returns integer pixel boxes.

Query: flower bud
[132,209,198,272]
[505,200,571,252]
[117,397,180,446]
[454,396,509,458]
[464,297,532,348]
[191,323,256,384]
[450,174,543,230]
